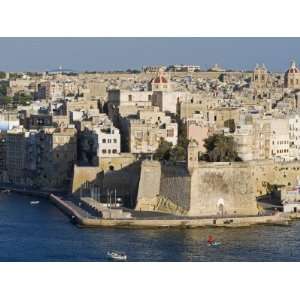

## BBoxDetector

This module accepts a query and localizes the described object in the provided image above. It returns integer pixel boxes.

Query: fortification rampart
[159,164,191,211]
[189,162,258,216]
[73,158,300,217]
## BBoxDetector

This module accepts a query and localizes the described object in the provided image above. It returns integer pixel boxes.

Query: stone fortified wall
[159,164,191,211]
[189,162,258,216]
[73,157,300,217]
[250,160,300,196]
[136,161,191,214]
[136,160,258,216]
[72,165,102,195]
[136,161,161,211]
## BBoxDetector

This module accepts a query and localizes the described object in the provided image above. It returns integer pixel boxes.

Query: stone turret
[187,140,199,174]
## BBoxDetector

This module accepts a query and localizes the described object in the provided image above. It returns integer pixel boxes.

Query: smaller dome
[286,61,300,74]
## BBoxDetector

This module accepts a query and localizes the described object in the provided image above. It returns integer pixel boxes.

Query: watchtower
[187,140,199,174]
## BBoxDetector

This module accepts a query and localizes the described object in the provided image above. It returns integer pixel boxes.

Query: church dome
[150,74,168,84]
[286,61,300,74]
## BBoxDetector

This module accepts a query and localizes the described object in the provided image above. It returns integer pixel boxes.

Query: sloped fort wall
[136,160,258,216]
[73,159,300,217]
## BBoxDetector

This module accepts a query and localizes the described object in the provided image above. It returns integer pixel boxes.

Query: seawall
[49,194,291,228]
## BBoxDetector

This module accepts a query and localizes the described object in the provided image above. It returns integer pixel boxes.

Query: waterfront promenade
[49,194,292,228]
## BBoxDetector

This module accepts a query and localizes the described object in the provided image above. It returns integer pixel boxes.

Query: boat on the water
[1,189,11,194]
[107,251,127,261]
[208,241,221,247]
[30,201,40,205]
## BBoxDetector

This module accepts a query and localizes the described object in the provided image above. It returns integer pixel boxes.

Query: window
[136,131,143,138]
[102,149,106,154]
[102,139,106,143]
[167,129,174,137]
[113,139,117,143]
[128,95,132,102]
[112,149,117,153]
[108,149,111,154]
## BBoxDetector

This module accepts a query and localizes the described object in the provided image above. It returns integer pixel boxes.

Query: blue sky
[0,38,299,72]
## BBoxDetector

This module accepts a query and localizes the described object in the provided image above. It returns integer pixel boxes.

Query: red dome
[151,75,168,84]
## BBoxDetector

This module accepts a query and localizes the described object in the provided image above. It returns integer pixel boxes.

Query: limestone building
[186,113,215,154]
[80,125,121,163]
[233,117,290,162]
[127,111,178,154]
[5,125,77,188]
[6,127,38,185]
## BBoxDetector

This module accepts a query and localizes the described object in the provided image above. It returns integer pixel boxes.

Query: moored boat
[30,201,40,205]
[107,251,127,261]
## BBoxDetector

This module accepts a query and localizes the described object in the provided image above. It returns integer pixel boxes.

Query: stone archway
[217,198,225,216]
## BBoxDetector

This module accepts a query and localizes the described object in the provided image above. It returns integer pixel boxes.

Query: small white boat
[30,201,40,205]
[208,241,221,247]
[107,251,127,261]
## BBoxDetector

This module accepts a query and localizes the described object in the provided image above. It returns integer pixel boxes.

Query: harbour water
[0,193,300,262]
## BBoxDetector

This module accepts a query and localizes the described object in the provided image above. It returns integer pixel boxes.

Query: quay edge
[49,194,292,229]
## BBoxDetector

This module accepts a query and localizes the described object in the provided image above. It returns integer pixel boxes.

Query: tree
[153,138,172,161]
[170,145,185,162]
[13,92,33,106]
[154,138,187,163]
[126,69,141,74]
[0,96,12,106]
[0,81,8,96]
[200,134,242,162]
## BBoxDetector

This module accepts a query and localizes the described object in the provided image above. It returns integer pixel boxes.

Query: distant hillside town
[1,61,300,218]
